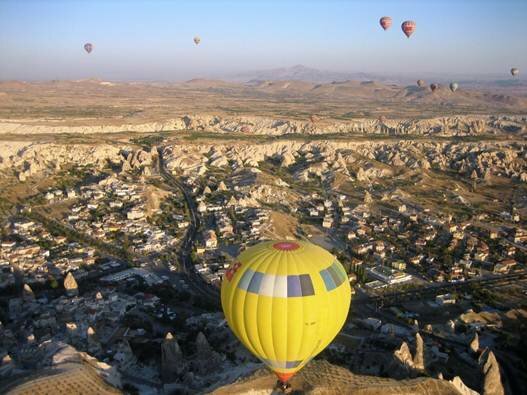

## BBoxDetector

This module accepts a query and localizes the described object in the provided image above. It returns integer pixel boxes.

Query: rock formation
[449,376,479,395]
[0,354,14,378]
[480,349,504,395]
[63,272,78,297]
[112,340,136,372]
[469,332,479,354]
[217,181,227,191]
[2,342,121,393]
[2,113,526,137]
[364,190,373,205]
[392,341,415,378]
[190,332,223,375]
[22,284,35,302]
[212,359,477,395]
[86,326,102,356]
[65,322,79,343]
[161,332,184,382]
[394,341,414,368]
[392,333,427,378]
[413,332,425,372]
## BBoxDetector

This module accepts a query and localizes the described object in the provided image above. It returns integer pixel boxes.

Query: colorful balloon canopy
[379,16,392,30]
[417,79,426,88]
[193,36,201,45]
[221,240,351,383]
[430,83,439,92]
[401,20,416,38]
[449,82,459,92]
[511,67,519,77]
[84,43,93,54]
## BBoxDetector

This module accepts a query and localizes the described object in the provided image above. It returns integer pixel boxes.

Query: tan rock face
[413,332,425,371]
[159,138,527,190]
[449,376,479,395]
[469,333,479,354]
[480,350,505,395]
[63,272,78,291]
[394,341,414,369]
[22,283,35,302]
[0,143,126,179]
[0,113,525,136]
[212,359,470,395]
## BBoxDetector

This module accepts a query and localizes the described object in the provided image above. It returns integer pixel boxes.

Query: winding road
[361,270,527,308]
[157,147,221,309]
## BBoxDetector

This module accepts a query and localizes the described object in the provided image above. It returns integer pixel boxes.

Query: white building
[204,230,218,249]
[436,293,456,305]
[366,265,412,285]
[127,209,144,220]
[197,201,207,213]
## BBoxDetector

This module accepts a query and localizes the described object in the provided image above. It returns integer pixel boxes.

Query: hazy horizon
[1,0,526,81]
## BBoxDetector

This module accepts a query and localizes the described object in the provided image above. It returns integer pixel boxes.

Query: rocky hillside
[2,138,526,187]
[0,114,525,137]
[211,359,472,395]
[162,139,527,185]
[0,341,121,394]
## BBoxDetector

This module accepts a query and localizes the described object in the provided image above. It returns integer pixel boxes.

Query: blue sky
[0,0,526,80]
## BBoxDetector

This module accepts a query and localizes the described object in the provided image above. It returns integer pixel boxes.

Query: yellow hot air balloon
[221,240,351,384]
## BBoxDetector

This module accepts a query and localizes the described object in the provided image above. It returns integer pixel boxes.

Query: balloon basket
[276,380,293,394]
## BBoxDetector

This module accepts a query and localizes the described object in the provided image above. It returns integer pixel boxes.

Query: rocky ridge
[2,137,526,189]
[212,359,474,395]
[0,113,525,136]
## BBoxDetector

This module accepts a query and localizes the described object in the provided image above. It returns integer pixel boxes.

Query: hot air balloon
[449,82,458,92]
[401,21,416,38]
[417,79,425,88]
[430,83,438,92]
[379,16,392,30]
[84,43,93,54]
[193,36,201,45]
[221,241,351,387]
[511,68,519,77]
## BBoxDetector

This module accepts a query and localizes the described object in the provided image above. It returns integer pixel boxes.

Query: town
[1,132,526,392]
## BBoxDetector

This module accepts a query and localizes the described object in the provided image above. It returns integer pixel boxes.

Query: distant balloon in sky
[193,36,201,45]
[401,21,416,38]
[84,43,93,54]
[379,16,392,30]
[511,67,519,77]
[449,82,459,92]
[221,240,351,385]
[430,83,438,92]
[417,79,425,88]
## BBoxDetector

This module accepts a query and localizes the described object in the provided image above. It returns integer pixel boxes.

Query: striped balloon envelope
[221,240,351,383]
[379,16,392,30]
[401,20,416,38]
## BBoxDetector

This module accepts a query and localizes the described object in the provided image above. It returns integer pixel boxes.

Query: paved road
[359,270,527,307]
[157,148,221,309]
